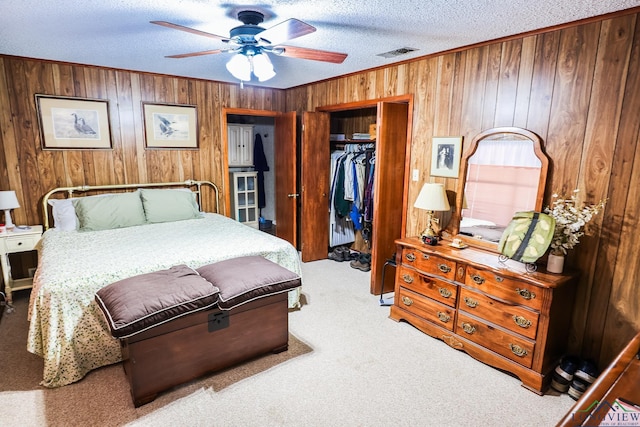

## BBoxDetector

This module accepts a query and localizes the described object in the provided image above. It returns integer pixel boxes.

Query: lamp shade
[414,183,450,212]
[226,53,251,81]
[0,190,20,210]
[252,52,276,82]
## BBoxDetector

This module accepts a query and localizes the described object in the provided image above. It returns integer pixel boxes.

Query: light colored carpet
[0,259,575,426]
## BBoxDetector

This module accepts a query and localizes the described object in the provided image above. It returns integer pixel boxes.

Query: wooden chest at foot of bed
[95,257,302,407]
[120,293,289,407]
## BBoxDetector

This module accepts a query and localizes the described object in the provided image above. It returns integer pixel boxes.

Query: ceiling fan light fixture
[252,52,276,82]
[226,53,251,81]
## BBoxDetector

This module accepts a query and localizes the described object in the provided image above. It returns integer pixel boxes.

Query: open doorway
[222,109,298,248]
[227,114,277,235]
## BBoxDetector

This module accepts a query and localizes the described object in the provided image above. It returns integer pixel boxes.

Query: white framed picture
[431,136,463,178]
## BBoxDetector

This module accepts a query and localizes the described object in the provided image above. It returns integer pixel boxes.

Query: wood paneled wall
[1,9,639,369]
[286,10,640,368]
[0,57,286,219]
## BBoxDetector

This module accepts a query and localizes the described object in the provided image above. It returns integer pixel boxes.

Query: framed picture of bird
[142,102,198,149]
[35,94,112,149]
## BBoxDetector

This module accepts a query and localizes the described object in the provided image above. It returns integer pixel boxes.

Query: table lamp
[0,190,20,230]
[414,183,450,240]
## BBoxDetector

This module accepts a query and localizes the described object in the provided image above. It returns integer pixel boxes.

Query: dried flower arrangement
[544,189,607,256]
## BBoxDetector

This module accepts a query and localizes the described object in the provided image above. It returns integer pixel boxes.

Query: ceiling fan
[151,10,347,82]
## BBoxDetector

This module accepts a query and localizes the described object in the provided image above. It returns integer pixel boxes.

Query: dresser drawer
[397,287,455,331]
[458,287,539,340]
[456,311,535,368]
[465,266,543,311]
[4,234,40,252]
[397,265,457,307]
[401,248,456,281]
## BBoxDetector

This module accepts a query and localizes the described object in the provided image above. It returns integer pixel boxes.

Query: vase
[547,253,565,274]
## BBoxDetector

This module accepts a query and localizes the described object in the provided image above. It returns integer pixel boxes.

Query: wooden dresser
[389,237,579,393]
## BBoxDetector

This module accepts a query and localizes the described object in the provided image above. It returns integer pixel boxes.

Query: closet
[301,98,411,295]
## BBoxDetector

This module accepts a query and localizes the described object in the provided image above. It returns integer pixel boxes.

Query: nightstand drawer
[397,265,457,307]
[401,248,456,281]
[397,287,455,331]
[456,312,535,368]
[4,234,40,252]
[458,287,539,340]
[465,266,543,311]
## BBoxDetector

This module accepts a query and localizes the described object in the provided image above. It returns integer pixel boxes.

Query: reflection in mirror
[446,127,548,251]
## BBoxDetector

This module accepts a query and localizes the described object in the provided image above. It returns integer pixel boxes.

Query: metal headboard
[42,179,220,230]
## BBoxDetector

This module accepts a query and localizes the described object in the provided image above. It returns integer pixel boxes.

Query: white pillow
[47,199,78,231]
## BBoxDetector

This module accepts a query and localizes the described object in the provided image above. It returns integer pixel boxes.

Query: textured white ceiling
[1,1,638,89]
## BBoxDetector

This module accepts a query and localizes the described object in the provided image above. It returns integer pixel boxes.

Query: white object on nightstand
[1,225,43,304]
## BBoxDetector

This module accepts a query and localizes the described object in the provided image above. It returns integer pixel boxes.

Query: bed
[27,180,302,388]
[459,217,506,243]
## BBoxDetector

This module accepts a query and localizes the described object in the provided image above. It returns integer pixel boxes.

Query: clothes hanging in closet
[253,133,269,209]
[329,144,375,247]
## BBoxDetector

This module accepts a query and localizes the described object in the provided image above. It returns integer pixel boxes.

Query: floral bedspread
[27,213,302,388]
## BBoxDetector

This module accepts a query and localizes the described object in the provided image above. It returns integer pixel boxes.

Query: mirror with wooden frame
[443,127,549,252]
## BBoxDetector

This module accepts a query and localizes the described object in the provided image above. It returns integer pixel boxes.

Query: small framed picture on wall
[430,136,463,178]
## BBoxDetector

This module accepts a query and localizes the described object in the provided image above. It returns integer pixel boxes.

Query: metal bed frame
[41,179,220,230]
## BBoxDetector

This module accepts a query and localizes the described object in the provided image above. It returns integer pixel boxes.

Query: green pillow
[73,191,147,231]
[140,189,201,223]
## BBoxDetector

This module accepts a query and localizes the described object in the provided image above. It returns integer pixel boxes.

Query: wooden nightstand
[0,225,43,304]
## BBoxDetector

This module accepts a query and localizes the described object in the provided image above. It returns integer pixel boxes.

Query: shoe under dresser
[389,237,579,393]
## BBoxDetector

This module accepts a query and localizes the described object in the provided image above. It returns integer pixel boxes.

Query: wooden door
[300,111,330,262]
[274,112,297,246]
[370,102,409,295]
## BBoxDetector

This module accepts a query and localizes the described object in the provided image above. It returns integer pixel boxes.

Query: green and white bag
[498,211,555,264]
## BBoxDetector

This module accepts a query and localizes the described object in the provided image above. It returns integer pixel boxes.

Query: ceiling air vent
[377,47,418,58]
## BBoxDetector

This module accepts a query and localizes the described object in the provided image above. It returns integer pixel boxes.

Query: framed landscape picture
[36,95,112,149]
[430,136,463,178]
[143,102,198,149]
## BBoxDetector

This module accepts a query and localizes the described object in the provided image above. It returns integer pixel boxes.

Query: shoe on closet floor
[328,247,349,262]
[350,253,371,272]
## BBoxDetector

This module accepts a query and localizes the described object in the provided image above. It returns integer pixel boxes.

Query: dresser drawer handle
[405,253,416,262]
[401,296,413,306]
[438,264,451,274]
[515,288,536,300]
[437,312,451,323]
[513,315,532,329]
[438,288,452,298]
[510,344,528,357]
[470,274,485,285]
[464,297,478,308]
[402,274,414,284]
[461,322,476,334]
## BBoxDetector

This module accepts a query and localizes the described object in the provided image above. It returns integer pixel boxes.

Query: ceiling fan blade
[151,21,229,41]
[165,49,226,59]
[277,46,347,64]
[257,18,316,46]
